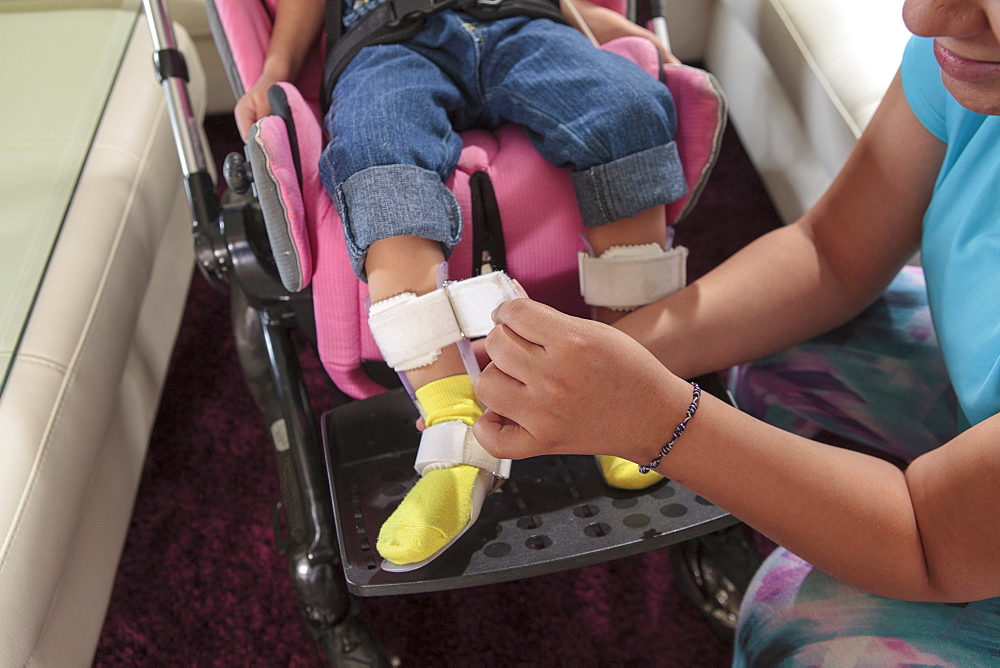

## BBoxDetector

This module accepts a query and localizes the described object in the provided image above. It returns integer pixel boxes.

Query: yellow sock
[378,375,483,565]
[596,455,664,490]
[414,374,481,429]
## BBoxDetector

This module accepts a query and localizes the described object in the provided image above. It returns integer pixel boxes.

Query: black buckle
[386,0,455,26]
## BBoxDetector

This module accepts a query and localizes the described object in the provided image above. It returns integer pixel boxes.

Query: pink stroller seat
[212,0,727,399]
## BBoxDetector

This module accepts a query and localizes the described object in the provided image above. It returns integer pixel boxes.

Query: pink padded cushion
[602,35,661,76]
[249,82,329,290]
[661,64,727,223]
[249,115,311,290]
[585,0,628,15]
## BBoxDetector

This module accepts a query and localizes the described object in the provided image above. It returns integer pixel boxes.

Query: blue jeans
[319,11,686,280]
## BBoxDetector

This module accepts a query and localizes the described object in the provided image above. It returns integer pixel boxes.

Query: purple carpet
[94,115,781,666]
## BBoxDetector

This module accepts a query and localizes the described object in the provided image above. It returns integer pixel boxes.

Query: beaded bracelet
[638,381,701,474]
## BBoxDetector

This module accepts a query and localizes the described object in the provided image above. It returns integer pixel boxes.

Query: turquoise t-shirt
[900,36,1000,428]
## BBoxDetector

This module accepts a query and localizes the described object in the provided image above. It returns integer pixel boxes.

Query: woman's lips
[934,40,1000,83]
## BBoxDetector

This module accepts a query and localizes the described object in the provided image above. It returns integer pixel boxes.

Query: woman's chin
[942,75,1000,115]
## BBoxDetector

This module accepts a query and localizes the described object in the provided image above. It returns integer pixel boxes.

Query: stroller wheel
[316,609,396,668]
[669,523,765,642]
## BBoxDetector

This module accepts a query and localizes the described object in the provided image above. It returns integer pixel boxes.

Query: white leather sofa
[665,0,912,223]
[0,4,206,666]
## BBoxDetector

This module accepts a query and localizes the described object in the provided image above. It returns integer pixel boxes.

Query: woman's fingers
[474,297,682,465]
[489,298,570,347]
[475,360,527,422]
[483,322,539,379]
[473,408,535,461]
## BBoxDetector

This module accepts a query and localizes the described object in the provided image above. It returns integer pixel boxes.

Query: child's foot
[377,463,481,565]
[596,454,664,490]
[378,374,488,568]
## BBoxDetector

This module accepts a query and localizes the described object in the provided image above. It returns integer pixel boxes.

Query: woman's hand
[473,298,681,462]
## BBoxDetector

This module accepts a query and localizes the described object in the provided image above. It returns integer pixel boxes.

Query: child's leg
[321,28,516,567]
[365,236,488,567]
[583,204,667,325]
[479,20,689,489]
[581,203,686,489]
[364,237,521,569]
[365,236,467,383]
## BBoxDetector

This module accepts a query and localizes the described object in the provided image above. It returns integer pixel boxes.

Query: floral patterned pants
[729,265,1000,666]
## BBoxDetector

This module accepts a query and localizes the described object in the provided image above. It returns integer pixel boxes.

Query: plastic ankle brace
[367,272,520,479]
[578,243,688,310]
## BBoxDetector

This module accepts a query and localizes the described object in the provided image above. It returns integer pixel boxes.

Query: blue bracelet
[638,382,701,474]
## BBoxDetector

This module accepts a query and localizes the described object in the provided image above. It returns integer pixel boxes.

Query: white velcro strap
[368,272,521,372]
[445,271,522,338]
[578,244,689,310]
[414,421,512,479]
[368,291,463,371]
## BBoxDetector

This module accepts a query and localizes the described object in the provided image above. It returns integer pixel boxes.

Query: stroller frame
[142,0,737,662]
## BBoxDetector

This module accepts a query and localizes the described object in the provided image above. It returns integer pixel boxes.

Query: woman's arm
[474,76,1000,602]
[234,0,326,140]
[475,295,1000,603]
[618,74,939,378]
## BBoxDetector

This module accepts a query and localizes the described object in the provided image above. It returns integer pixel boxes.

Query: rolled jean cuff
[335,164,462,281]
[571,142,687,227]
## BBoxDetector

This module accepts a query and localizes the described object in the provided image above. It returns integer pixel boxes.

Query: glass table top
[0,0,141,393]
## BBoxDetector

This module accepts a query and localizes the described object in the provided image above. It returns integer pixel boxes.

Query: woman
[473,0,1000,662]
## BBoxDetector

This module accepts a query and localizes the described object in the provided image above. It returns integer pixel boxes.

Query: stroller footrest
[322,373,737,596]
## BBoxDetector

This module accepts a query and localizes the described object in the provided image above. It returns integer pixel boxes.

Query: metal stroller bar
[140,3,389,663]
[142,0,227,290]
[649,0,671,52]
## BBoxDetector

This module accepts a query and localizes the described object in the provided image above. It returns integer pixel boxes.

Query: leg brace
[578,242,688,310]
[367,271,521,480]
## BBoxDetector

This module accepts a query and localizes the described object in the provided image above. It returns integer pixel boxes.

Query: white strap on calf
[446,272,522,337]
[368,271,521,372]
[414,421,512,479]
[578,243,689,310]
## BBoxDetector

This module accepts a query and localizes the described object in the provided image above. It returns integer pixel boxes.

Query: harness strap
[325,0,344,58]
[322,0,566,104]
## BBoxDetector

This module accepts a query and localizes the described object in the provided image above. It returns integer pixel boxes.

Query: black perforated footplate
[323,373,737,596]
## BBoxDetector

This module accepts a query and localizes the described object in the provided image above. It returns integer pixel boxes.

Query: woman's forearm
[616,222,878,379]
[476,294,1000,603]
[655,393,936,600]
[651,391,1000,602]
[620,76,936,380]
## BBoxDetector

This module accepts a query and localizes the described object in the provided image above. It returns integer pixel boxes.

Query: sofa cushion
[0,7,205,665]
[746,0,909,172]
[705,0,910,222]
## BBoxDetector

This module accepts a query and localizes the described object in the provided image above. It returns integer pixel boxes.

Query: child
[236,0,689,569]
